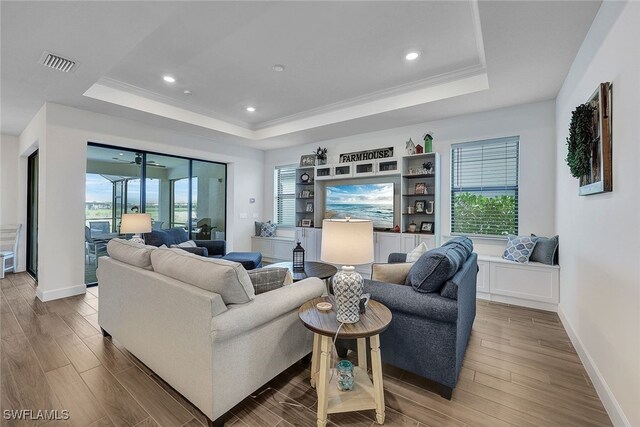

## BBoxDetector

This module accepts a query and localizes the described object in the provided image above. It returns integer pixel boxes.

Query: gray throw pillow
[246,267,289,295]
[254,221,266,236]
[530,234,559,265]
[405,240,471,293]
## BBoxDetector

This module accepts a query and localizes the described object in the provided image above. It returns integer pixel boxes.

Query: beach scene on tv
[325,183,394,229]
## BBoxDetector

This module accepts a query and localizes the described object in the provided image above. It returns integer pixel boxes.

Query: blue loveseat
[337,237,478,399]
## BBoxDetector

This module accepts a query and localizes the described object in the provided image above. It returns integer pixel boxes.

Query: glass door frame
[87,142,227,240]
[26,150,39,279]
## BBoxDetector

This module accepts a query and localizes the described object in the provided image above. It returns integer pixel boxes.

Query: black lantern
[293,242,305,272]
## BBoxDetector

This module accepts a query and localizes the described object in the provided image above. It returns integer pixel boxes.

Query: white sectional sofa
[97,239,325,426]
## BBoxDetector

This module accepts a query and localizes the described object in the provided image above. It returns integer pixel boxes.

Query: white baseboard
[37,284,86,302]
[478,293,557,312]
[557,306,630,426]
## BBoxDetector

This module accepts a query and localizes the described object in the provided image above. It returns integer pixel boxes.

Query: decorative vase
[408,222,417,233]
[333,266,364,323]
[336,360,354,391]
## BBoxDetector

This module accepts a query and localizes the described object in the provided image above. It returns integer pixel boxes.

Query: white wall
[0,135,20,227]
[554,2,640,426]
[264,100,557,256]
[17,103,264,301]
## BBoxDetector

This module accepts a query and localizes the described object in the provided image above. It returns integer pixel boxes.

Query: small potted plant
[315,147,328,165]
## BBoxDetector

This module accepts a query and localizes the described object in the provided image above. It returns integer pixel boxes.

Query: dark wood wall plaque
[580,82,612,196]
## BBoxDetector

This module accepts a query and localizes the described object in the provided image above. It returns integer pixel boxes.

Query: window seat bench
[477,255,560,312]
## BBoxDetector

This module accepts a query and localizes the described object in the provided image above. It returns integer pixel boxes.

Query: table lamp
[120,213,152,244]
[321,218,374,323]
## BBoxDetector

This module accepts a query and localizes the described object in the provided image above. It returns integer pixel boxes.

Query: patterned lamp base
[332,266,364,323]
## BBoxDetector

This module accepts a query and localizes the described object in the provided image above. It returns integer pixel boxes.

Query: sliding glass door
[85,143,226,285]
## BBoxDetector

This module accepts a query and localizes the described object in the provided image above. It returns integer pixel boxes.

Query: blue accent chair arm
[194,240,226,257]
[364,280,458,323]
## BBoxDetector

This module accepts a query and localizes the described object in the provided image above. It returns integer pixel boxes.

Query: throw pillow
[246,267,290,295]
[260,222,277,237]
[106,238,156,270]
[530,234,559,265]
[406,242,429,263]
[254,221,269,236]
[150,248,255,304]
[171,240,197,248]
[371,262,414,285]
[442,236,474,254]
[405,241,471,293]
[503,235,538,263]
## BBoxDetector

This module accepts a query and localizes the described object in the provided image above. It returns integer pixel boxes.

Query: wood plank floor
[0,272,611,426]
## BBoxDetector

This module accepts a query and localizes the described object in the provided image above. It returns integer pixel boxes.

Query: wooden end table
[299,295,392,426]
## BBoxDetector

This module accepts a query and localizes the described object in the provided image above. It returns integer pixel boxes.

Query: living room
[1,1,638,426]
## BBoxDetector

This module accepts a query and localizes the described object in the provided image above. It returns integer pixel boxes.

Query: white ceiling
[1,1,601,149]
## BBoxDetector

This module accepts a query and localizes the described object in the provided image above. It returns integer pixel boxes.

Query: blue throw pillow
[405,240,471,293]
[503,235,538,263]
[260,222,277,237]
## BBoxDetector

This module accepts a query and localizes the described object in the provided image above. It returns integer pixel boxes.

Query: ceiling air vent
[39,51,77,73]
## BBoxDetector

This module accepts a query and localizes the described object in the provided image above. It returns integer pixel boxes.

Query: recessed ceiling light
[405,51,420,61]
[119,153,124,156]
[183,90,191,95]
[272,64,285,72]
[246,106,256,112]
[163,75,176,83]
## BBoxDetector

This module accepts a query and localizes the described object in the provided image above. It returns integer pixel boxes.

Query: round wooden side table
[299,295,392,426]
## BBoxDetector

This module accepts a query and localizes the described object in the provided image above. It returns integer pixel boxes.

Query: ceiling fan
[111,152,166,168]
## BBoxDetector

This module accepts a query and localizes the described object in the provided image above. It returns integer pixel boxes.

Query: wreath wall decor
[565,82,612,196]
[566,103,595,179]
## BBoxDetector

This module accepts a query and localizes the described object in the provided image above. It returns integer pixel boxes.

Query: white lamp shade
[321,219,374,265]
[120,213,152,234]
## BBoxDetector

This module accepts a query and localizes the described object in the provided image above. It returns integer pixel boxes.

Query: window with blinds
[451,136,519,236]
[274,166,296,226]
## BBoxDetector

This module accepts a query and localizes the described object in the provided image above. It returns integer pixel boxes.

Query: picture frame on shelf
[415,183,427,195]
[415,200,426,213]
[305,202,314,212]
[301,219,312,227]
[420,221,434,233]
[300,154,316,167]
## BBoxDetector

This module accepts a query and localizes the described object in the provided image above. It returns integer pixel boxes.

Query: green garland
[566,103,594,178]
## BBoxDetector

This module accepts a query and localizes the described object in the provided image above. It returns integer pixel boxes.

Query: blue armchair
[338,249,478,399]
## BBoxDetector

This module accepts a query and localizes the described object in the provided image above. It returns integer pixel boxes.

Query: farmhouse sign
[339,147,394,163]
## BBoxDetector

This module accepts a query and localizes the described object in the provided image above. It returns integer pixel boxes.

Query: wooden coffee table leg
[316,335,332,427]
[370,334,385,424]
[357,338,367,371]
[310,333,320,388]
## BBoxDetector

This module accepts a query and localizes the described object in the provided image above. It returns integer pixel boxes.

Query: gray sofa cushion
[405,239,472,293]
[106,238,156,270]
[150,248,255,304]
[530,234,559,265]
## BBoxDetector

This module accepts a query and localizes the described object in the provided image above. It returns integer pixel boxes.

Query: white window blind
[451,136,519,236]
[274,166,296,226]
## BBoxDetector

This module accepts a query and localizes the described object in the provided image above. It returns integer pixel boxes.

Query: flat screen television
[325,183,394,230]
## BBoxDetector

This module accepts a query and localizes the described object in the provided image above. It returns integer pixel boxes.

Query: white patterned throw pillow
[503,235,538,263]
[406,242,429,263]
[171,240,197,248]
[260,222,277,237]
